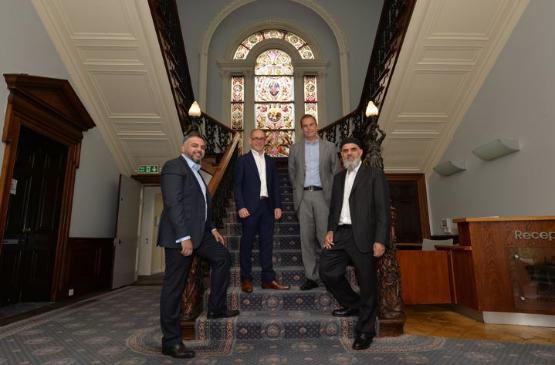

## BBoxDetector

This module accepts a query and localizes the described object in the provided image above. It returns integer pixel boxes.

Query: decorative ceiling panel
[33,0,183,175]
[379,0,529,174]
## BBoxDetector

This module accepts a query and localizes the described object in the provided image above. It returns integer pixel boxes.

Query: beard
[187,151,204,163]
[343,157,361,171]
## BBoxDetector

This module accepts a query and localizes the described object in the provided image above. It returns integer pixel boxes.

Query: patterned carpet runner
[196,166,360,342]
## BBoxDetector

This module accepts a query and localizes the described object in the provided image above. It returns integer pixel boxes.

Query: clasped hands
[323,231,386,257]
[238,207,282,220]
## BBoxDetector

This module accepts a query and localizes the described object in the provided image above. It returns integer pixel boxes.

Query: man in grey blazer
[288,114,340,290]
[158,130,238,359]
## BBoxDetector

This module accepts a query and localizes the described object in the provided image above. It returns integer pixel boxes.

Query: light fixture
[433,160,466,176]
[472,138,520,161]
[188,100,201,117]
[365,100,379,117]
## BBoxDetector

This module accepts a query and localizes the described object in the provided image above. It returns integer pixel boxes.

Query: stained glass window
[254,49,294,156]
[304,75,318,120]
[233,29,314,60]
[230,31,319,156]
[230,76,244,130]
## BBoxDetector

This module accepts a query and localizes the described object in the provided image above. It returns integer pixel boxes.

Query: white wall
[178,0,383,122]
[0,0,120,238]
[69,129,120,237]
[0,0,69,164]
[427,0,555,234]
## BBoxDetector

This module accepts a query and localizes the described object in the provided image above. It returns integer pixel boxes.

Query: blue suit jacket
[234,151,281,214]
[157,156,214,248]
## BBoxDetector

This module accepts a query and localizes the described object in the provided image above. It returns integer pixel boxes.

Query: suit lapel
[350,163,365,197]
[247,151,261,183]
[264,154,271,187]
[179,156,204,196]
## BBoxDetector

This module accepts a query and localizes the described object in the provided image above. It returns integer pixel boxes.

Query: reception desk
[439,216,555,325]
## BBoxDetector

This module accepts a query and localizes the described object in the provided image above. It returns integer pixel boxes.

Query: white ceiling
[32,0,183,176]
[380,0,529,174]
[32,0,529,176]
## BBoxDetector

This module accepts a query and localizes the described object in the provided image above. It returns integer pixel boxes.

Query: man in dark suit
[320,137,390,350]
[234,128,290,293]
[158,131,239,359]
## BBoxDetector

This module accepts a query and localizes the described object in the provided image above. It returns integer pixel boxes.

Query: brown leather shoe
[241,280,253,293]
[261,280,290,290]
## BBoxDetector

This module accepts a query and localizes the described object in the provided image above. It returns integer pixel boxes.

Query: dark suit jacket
[158,156,214,249]
[328,164,390,252]
[234,151,281,214]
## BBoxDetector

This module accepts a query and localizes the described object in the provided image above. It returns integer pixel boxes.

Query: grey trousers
[297,190,329,281]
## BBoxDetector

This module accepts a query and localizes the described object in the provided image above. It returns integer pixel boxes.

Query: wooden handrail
[208,132,240,195]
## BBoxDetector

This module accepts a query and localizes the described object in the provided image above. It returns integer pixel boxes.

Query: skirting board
[482,312,555,327]
[450,305,555,327]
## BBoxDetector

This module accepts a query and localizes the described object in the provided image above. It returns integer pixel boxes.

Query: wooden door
[1,127,67,305]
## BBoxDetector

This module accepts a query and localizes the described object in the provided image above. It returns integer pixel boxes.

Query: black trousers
[159,229,231,347]
[319,225,378,336]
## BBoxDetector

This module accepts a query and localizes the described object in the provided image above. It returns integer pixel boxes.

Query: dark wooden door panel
[1,127,67,304]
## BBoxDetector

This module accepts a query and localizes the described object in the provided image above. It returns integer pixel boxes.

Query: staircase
[195,163,362,343]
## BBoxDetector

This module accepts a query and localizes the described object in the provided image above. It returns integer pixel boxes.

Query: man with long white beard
[319,137,390,350]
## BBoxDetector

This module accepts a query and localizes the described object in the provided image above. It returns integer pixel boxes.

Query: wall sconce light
[472,138,520,161]
[433,160,466,176]
[188,100,201,117]
[365,100,379,117]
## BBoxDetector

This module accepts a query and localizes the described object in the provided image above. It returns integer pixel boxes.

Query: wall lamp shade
[365,100,379,117]
[188,101,201,117]
[472,138,520,161]
[433,160,466,176]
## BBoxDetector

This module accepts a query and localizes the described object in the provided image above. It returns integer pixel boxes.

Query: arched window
[227,29,322,157]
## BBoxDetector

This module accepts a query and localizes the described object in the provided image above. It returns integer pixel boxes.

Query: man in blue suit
[158,130,239,359]
[234,129,290,293]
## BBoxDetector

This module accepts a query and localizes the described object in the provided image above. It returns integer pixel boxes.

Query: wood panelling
[386,173,430,243]
[64,238,113,298]
[452,217,555,315]
[397,250,451,304]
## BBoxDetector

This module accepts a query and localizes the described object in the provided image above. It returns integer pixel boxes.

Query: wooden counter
[448,216,555,315]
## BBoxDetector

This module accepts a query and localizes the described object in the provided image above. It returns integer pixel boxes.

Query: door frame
[0,74,95,301]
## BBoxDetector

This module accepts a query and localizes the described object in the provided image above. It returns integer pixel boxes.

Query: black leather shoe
[162,342,195,358]
[332,306,359,317]
[352,333,373,350]
[300,279,318,291]
[207,309,240,319]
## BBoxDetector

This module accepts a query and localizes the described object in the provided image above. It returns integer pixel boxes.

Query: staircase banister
[202,112,234,135]
[318,108,361,135]
[208,132,240,196]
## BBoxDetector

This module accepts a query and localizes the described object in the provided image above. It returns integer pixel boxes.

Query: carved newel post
[364,117,405,336]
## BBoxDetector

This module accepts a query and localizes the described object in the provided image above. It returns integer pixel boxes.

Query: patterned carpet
[0,286,554,364]
[2,167,554,364]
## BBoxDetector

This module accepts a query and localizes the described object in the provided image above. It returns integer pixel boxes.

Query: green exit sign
[136,165,160,174]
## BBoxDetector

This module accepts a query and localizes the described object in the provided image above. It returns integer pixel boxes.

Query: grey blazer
[288,138,340,212]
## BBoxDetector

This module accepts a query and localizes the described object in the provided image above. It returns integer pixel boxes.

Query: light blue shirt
[304,139,322,187]
[177,154,208,243]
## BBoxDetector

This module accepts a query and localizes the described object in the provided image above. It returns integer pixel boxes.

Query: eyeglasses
[251,137,265,141]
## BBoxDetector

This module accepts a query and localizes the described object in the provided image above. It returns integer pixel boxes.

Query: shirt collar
[251,149,265,158]
[304,138,319,146]
[181,154,201,172]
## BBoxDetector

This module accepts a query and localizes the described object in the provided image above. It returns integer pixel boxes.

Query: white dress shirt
[251,149,269,198]
[177,154,214,243]
[338,161,361,225]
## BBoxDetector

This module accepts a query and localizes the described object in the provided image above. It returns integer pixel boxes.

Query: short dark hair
[182,130,205,144]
